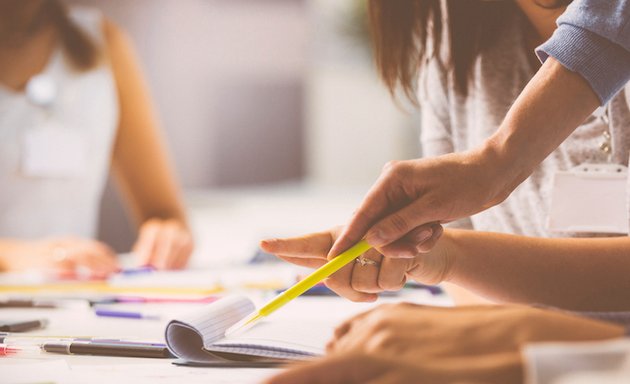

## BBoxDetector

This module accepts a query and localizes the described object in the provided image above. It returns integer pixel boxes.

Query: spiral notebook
[164,296,329,365]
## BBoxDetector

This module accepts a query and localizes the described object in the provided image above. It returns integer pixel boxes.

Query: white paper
[547,166,629,234]
[165,295,328,363]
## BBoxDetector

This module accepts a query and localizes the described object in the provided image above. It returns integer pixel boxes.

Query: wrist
[410,229,459,285]
[474,136,534,207]
[441,229,466,285]
[436,229,461,283]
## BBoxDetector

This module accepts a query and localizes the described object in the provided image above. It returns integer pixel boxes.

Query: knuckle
[381,160,399,174]
[333,324,347,337]
[295,238,314,254]
[397,244,418,258]
[348,295,367,303]
[381,160,408,179]
[351,279,377,293]
[370,315,394,333]
[387,213,410,234]
[378,277,405,291]
[373,303,395,314]
[366,329,397,353]
[324,277,344,290]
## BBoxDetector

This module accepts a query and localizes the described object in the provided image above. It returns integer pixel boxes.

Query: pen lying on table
[42,340,173,358]
[0,334,123,345]
[94,308,161,320]
[0,319,48,332]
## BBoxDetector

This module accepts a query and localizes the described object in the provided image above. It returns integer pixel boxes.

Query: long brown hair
[48,0,100,70]
[0,0,99,71]
[368,0,516,102]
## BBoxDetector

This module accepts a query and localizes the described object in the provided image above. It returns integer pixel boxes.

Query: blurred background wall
[63,0,420,251]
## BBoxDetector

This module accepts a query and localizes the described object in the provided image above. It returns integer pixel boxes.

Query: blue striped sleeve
[536,0,630,105]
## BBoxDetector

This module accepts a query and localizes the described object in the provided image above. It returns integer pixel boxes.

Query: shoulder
[102,17,126,46]
[66,6,129,55]
[102,17,135,66]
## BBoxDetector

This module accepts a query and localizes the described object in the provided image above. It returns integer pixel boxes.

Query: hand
[266,304,625,384]
[267,352,521,384]
[133,218,193,269]
[329,148,512,261]
[3,237,119,279]
[260,225,451,302]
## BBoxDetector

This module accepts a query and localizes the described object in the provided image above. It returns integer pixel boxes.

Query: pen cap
[42,342,72,354]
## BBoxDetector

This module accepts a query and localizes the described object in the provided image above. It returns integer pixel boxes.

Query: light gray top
[418,9,630,238]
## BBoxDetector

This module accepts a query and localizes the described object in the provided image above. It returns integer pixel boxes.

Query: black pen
[0,299,58,309]
[0,319,48,332]
[42,340,173,358]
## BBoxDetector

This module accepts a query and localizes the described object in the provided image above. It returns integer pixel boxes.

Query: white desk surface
[184,183,369,268]
[1,286,450,383]
[1,184,451,383]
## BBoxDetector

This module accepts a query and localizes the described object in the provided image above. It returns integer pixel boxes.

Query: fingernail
[418,229,432,243]
[366,231,388,246]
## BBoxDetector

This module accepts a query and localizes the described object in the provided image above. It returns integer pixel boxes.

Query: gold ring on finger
[355,255,380,267]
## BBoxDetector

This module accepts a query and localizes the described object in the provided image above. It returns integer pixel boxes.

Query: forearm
[106,19,188,228]
[478,57,600,205]
[444,229,630,312]
[536,0,630,104]
[112,134,188,227]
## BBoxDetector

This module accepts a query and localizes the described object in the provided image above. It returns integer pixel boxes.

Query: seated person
[0,0,193,278]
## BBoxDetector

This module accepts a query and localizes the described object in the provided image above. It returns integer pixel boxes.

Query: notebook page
[208,317,331,358]
[165,295,254,362]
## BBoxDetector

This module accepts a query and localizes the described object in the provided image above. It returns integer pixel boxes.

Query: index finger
[260,231,335,259]
[133,224,160,266]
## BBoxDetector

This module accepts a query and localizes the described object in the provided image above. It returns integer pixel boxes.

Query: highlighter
[226,240,372,336]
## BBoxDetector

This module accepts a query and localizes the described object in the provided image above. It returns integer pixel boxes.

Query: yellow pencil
[225,240,372,337]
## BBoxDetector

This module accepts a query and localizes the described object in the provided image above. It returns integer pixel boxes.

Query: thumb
[366,199,442,248]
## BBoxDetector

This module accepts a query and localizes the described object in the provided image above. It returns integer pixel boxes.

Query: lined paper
[164,295,328,363]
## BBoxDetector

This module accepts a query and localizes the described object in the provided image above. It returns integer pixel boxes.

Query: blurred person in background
[0,0,193,278]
